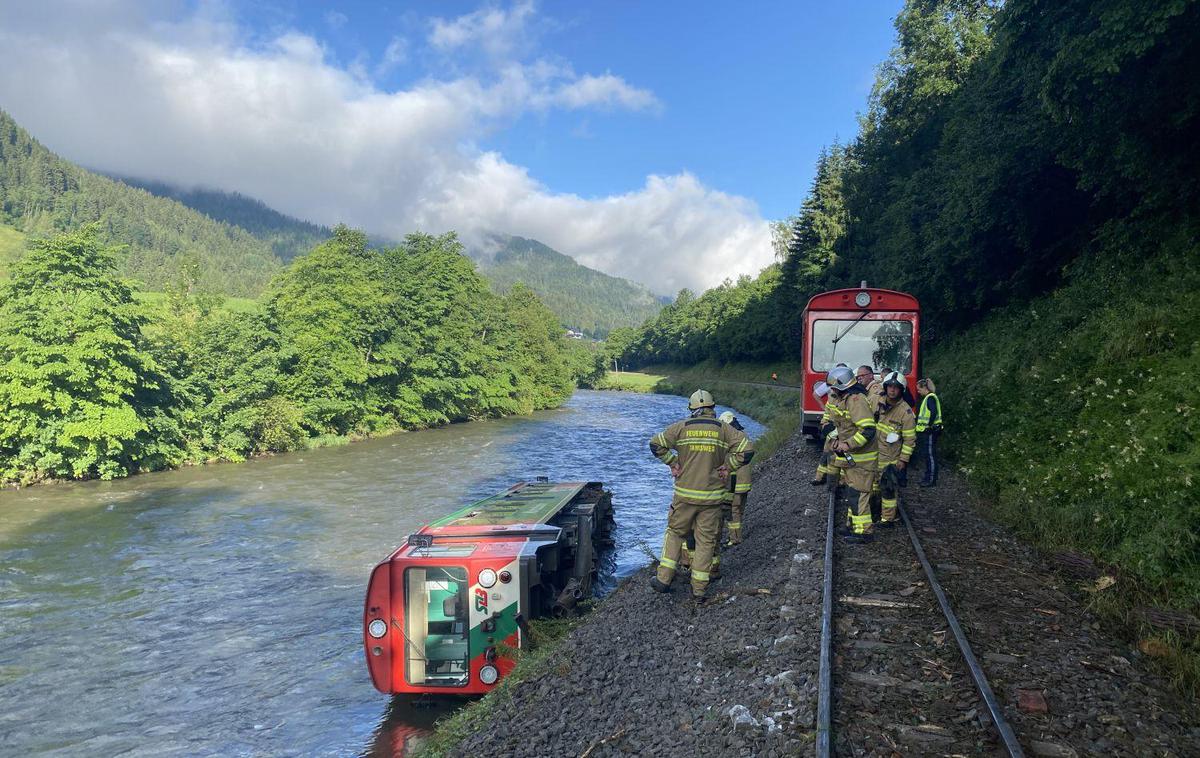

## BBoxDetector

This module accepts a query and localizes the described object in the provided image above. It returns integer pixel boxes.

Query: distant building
[564,329,585,340]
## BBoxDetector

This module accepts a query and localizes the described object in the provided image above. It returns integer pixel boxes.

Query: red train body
[363,480,613,695]
[800,284,921,437]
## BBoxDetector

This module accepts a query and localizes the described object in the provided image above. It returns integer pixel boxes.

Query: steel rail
[898,500,1025,758]
[815,489,835,758]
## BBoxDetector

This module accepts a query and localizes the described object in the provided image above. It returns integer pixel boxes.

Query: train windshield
[811,319,913,373]
[403,566,470,687]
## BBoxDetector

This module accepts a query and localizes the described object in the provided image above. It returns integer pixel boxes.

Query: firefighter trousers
[725,492,746,544]
[843,484,875,535]
[657,499,722,597]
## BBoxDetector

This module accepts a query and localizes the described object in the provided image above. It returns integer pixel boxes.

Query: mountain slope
[111,177,330,262]
[0,109,281,296]
[473,234,663,338]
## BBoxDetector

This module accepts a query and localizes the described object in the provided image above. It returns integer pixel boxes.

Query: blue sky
[232,1,900,220]
[0,1,903,292]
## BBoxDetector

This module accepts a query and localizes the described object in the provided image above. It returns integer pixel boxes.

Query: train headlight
[368,619,387,639]
[855,291,871,308]
[478,568,497,588]
[480,664,499,685]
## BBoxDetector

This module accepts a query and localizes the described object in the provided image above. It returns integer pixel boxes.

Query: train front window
[403,566,469,687]
[811,319,913,374]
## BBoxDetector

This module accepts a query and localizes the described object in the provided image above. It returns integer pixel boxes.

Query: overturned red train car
[801,284,920,438]
[363,480,614,695]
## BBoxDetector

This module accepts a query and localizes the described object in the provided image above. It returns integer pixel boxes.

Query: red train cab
[801,283,920,437]
[363,480,613,695]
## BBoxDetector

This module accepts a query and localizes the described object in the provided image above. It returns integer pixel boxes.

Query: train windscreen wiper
[829,311,869,366]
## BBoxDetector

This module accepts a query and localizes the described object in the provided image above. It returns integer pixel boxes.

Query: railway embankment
[428,432,1200,757]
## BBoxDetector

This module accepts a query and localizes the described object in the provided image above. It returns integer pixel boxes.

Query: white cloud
[429,0,537,59]
[376,36,408,77]
[0,1,773,294]
[324,11,348,30]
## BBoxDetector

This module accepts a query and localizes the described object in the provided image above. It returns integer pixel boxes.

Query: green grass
[926,225,1200,695]
[592,371,666,392]
[414,612,587,758]
[134,290,262,314]
[639,361,804,461]
[0,223,28,278]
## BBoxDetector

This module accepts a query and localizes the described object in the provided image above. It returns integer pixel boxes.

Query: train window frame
[810,318,914,374]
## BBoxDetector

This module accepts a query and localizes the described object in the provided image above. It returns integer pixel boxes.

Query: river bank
[428,430,1200,756]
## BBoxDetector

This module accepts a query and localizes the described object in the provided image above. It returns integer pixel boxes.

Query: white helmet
[718,411,735,424]
[881,371,907,389]
[826,366,856,392]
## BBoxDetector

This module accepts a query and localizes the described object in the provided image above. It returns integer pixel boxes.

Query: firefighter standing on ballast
[649,390,754,603]
[873,371,917,526]
[719,411,751,545]
[824,366,879,543]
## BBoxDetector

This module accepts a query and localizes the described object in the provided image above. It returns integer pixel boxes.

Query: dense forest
[617,0,1200,656]
[476,235,664,338]
[112,177,333,262]
[0,224,602,485]
[0,110,281,296]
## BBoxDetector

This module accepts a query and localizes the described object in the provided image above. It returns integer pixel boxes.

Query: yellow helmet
[688,389,715,410]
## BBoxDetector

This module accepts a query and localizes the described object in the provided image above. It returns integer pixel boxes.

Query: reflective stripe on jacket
[875,397,917,466]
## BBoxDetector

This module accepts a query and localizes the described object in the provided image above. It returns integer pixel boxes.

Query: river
[0,390,763,757]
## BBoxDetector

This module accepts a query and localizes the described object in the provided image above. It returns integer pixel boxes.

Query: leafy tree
[0,226,180,482]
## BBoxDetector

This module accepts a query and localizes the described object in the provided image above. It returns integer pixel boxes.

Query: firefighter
[718,411,751,545]
[874,371,917,526]
[825,366,878,543]
[915,378,943,487]
[649,390,754,603]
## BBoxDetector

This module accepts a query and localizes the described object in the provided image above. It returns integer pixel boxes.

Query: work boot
[650,577,672,594]
[918,480,936,488]
[843,532,875,544]
[810,475,826,486]
[878,520,897,530]
[691,593,708,607]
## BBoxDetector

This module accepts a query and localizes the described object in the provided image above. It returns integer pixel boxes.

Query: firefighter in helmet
[824,366,878,542]
[873,371,917,527]
[649,389,754,603]
[718,411,751,545]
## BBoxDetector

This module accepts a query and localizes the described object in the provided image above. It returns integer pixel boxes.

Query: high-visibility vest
[916,392,943,432]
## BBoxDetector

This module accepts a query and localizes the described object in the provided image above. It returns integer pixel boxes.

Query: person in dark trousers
[915,378,943,487]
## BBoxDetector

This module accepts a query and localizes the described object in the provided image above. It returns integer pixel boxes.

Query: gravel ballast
[443,433,1200,757]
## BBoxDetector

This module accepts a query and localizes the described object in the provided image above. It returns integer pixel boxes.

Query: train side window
[811,319,913,374]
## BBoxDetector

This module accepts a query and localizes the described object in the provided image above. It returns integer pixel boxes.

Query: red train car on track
[363,480,614,695]
[800,283,920,438]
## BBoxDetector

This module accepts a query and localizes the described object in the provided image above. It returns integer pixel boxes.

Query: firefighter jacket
[649,411,754,505]
[874,397,916,468]
[916,393,943,433]
[866,380,884,401]
[825,385,877,467]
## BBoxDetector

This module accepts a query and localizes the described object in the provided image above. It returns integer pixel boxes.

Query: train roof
[804,287,919,312]
[425,481,590,531]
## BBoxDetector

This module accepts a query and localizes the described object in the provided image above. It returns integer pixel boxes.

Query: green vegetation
[615,0,1200,687]
[592,371,665,393]
[0,223,26,278]
[476,235,664,339]
[0,110,281,296]
[415,612,586,758]
[113,177,333,261]
[0,225,589,485]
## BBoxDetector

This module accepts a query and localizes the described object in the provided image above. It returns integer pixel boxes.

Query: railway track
[816,487,1024,757]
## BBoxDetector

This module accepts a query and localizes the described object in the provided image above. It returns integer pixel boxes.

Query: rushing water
[0,390,763,757]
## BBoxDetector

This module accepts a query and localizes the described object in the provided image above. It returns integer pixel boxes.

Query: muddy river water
[0,390,763,757]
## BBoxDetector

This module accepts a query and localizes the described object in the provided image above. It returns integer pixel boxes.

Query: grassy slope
[926,229,1199,692]
[0,222,26,278]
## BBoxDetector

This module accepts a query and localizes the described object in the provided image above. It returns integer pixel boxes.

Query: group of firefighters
[646,368,942,603]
